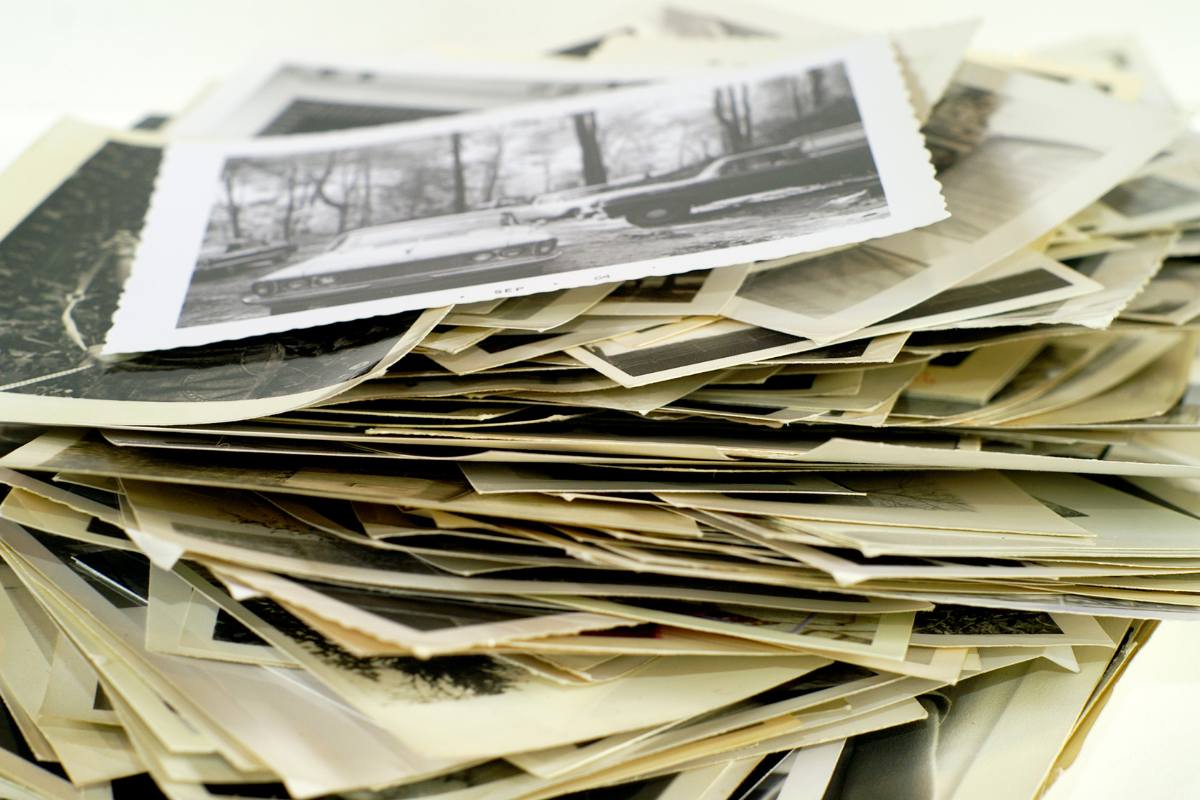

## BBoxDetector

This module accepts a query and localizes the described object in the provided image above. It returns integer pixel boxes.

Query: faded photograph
[606,271,713,304]
[1123,260,1200,322]
[177,61,886,326]
[250,597,524,699]
[581,324,810,378]
[1100,174,1200,217]
[179,61,635,138]
[922,84,999,174]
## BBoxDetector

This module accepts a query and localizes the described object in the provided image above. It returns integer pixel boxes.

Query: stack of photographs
[0,3,1196,799]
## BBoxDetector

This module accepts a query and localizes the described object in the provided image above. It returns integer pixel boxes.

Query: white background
[4,1,1200,797]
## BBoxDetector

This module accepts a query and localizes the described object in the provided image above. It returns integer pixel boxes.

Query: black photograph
[0,121,441,426]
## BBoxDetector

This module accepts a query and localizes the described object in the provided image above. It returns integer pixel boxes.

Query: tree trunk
[572,112,608,186]
[280,165,297,241]
[789,76,806,119]
[311,153,356,233]
[808,67,827,109]
[407,166,427,217]
[222,168,242,239]
[360,153,374,226]
[451,133,468,213]
[481,137,504,204]
[712,86,752,153]
[739,85,753,148]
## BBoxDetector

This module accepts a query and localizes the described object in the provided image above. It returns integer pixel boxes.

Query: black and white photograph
[577,321,822,382]
[1099,174,1200,218]
[571,319,906,387]
[607,271,717,304]
[908,604,1113,647]
[179,62,882,325]
[1082,136,1200,234]
[104,40,949,354]
[913,606,1063,636]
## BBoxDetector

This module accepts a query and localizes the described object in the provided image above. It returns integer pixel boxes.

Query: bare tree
[594,110,646,179]
[665,114,718,171]
[808,67,828,109]
[712,84,754,153]
[234,159,308,241]
[450,133,468,213]
[279,163,299,241]
[369,140,454,221]
[310,152,362,233]
[404,162,431,218]
[786,76,809,119]
[572,112,608,185]
[741,86,753,148]
[359,151,374,227]
[221,164,243,239]
[478,133,505,205]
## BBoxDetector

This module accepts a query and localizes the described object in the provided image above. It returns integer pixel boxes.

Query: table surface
[6,2,1200,797]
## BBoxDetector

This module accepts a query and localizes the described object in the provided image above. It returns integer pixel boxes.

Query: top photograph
[99,38,946,353]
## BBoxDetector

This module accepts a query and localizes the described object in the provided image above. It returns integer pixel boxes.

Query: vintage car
[196,238,296,277]
[599,126,873,227]
[523,184,613,221]
[242,214,560,316]
[523,174,659,221]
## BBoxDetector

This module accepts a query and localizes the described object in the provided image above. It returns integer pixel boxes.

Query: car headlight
[253,283,275,296]
[535,240,557,254]
[286,279,308,290]
[314,275,337,286]
[472,251,495,262]
[499,246,527,258]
